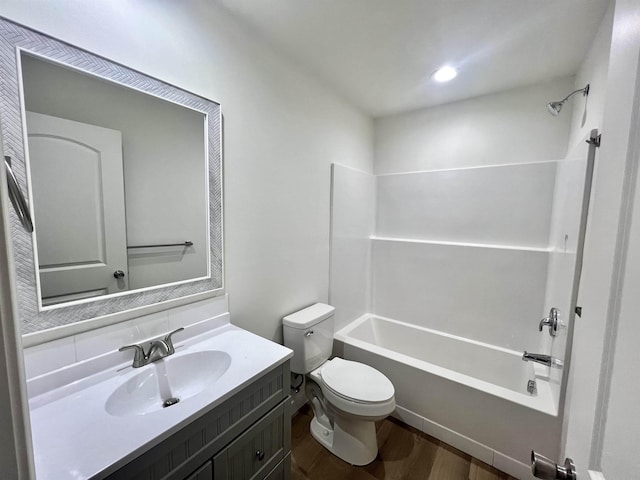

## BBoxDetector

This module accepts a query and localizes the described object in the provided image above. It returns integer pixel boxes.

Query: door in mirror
[27,111,129,305]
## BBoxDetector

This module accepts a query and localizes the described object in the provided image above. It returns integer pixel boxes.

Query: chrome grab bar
[4,156,33,233]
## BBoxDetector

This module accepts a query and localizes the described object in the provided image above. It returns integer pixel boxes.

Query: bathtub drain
[527,380,537,395]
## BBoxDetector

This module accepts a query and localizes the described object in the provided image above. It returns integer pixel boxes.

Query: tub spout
[522,351,564,368]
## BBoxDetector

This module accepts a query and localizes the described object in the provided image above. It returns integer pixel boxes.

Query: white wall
[329,164,375,332]
[21,55,208,290]
[599,112,640,479]
[369,80,581,353]
[542,149,590,410]
[534,2,615,426]
[561,0,640,477]
[374,77,574,174]
[376,162,556,247]
[558,0,615,467]
[372,238,549,352]
[0,0,374,343]
[0,128,34,478]
[567,4,614,151]
[371,161,560,351]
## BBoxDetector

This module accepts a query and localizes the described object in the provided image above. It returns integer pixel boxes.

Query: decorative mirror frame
[0,18,223,335]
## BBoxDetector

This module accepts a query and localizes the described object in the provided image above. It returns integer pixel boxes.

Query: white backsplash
[23,294,229,379]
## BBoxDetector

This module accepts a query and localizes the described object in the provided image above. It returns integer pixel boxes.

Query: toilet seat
[313,358,395,418]
[321,357,394,402]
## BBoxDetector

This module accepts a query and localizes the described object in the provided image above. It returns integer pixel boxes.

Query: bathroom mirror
[0,19,223,335]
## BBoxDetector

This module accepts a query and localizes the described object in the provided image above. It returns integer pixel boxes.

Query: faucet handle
[539,307,559,336]
[119,344,147,368]
[539,317,551,331]
[164,327,184,354]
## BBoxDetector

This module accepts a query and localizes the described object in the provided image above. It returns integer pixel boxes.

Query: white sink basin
[29,323,294,480]
[105,350,231,417]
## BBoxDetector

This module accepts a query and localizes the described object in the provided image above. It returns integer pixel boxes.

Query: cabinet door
[186,461,213,480]
[213,404,285,480]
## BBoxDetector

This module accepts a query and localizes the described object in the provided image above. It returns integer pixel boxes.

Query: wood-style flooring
[291,406,517,480]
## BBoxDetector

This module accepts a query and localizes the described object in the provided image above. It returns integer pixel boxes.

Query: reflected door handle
[113,270,125,279]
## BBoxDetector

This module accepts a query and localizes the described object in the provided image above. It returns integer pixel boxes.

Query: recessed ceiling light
[432,65,458,83]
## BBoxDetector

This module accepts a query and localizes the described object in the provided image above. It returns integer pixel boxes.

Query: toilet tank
[282,303,335,374]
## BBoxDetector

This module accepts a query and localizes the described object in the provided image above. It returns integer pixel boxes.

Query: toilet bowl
[306,357,395,465]
[283,303,395,465]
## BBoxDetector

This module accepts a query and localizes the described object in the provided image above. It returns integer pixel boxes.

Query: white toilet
[283,303,395,465]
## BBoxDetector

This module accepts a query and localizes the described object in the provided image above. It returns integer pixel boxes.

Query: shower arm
[558,85,590,104]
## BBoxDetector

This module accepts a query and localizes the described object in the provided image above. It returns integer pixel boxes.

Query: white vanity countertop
[27,324,293,480]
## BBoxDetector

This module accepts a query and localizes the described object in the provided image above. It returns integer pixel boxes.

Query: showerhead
[546,101,563,116]
[546,84,590,117]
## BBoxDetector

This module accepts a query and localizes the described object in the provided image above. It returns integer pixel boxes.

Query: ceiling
[216,0,611,117]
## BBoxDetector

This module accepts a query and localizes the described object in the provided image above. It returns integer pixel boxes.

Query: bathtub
[334,314,562,479]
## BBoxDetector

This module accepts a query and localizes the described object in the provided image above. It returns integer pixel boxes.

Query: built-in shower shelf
[370,236,552,253]
[375,158,563,177]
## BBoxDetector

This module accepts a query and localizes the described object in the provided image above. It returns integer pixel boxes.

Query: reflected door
[26,111,128,305]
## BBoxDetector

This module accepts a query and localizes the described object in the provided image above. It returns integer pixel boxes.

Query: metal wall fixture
[539,307,560,336]
[4,156,33,233]
[522,352,564,368]
[127,241,194,249]
[547,84,590,116]
[527,379,537,395]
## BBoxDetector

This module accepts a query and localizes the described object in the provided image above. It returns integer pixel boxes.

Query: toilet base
[310,413,379,466]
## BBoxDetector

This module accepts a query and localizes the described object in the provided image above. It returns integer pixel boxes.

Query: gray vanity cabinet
[213,401,289,480]
[106,361,291,480]
[185,461,213,480]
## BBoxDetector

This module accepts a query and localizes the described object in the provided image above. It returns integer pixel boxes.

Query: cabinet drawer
[213,403,285,480]
[186,461,213,480]
[263,454,290,480]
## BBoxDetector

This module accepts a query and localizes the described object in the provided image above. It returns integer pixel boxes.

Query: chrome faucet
[522,351,564,368]
[119,327,184,368]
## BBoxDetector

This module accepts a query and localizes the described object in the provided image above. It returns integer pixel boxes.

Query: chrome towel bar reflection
[4,156,34,233]
[127,241,193,249]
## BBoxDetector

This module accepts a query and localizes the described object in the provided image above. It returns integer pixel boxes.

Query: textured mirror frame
[0,18,223,335]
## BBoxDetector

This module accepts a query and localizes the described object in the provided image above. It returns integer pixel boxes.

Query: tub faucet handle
[539,307,559,337]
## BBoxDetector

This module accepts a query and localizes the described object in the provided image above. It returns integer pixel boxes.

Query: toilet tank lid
[283,303,335,329]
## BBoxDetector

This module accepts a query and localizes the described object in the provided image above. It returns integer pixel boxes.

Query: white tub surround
[27,319,292,480]
[335,315,561,479]
[330,154,590,401]
[371,237,550,353]
[375,161,557,247]
[329,164,376,332]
